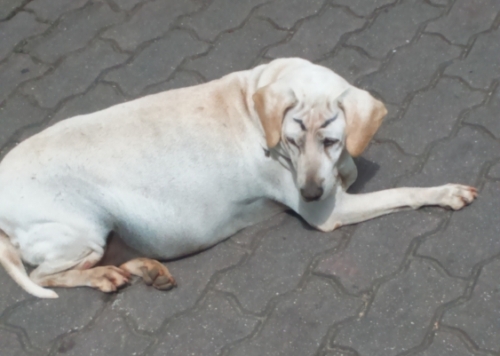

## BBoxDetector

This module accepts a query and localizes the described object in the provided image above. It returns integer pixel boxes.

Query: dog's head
[253,58,387,202]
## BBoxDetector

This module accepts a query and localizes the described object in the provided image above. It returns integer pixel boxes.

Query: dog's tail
[0,231,58,298]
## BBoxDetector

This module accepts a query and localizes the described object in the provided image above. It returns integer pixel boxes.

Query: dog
[0,58,477,298]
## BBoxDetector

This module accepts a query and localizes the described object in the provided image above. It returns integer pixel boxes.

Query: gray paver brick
[26,2,124,63]
[465,85,500,138]
[24,40,127,108]
[267,7,365,61]
[349,142,419,193]
[256,0,325,29]
[0,267,30,315]
[25,0,88,22]
[426,0,500,45]
[0,12,48,62]
[102,0,201,51]
[0,329,29,356]
[418,182,500,278]
[445,28,500,89]
[112,242,245,332]
[230,278,362,356]
[111,0,143,11]
[141,70,204,97]
[48,83,125,126]
[361,35,461,103]
[0,0,26,20]
[7,289,107,351]
[105,30,209,97]
[335,259,466,356]
[316,211,442,294]
[184,18,286,81]
[331,0,395,17]
[347,0,441,59]
[216,215,340,314]
[319,48,381,85]
[0,54,48,105]
[442,259,500,351]
[418,331,475,356]
[400,126,500,187]
[151,293,258,356]
[377,78,485,155]
[59,309,151,356]
[488,161,500,179]
[0,95,47,149]
[182,0,268,41]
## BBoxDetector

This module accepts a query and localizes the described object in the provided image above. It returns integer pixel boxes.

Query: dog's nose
[300,183,324,202]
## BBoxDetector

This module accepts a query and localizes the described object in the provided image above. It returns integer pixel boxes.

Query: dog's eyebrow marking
[293,118,306,131]
[321,114,338,128]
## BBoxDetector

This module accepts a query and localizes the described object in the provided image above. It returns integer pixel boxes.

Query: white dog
[0,58,477,298]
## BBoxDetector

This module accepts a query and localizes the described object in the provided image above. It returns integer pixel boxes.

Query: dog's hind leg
[30,250,131,293]
[120,258,176,291]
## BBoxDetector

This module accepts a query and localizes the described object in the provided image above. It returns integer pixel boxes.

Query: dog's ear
[338,88,387,157]
[253,83,297,149]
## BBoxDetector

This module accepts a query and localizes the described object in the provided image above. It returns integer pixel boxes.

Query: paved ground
[1,0,500,355]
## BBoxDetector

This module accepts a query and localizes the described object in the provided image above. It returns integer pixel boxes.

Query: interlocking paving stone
[184,18,286,81]
[331,0,395,17]
[347,0,441,59]
[2,1,500,355]
[361,35,461,103]
[256,0,325,29]
[25,2,123,64]
[426,0,500,45]
[267,7,365,61]
[348,142,420,193]
[0,54,48,105]
[6,289,108,351]
[319,48,381,85]
[377,78,485,155]
[442,259,500,351]
[141,70,204,96]
[182,0,268,41]
[25,0,88,22]
[418,331,475,356]
[216,215,340,314]
[151,293,258,356]
[56,309,151,356]
[112,0,143,11]
[445,28,500,89]
[418,182,500,278]
[0,0,26,20]
[24,40,127,108]
[48,83,125,126]
[316,211,442,294]
[0,328,29,356]
[102,0,201,51]
[105,30,209,97]
[0,267,30,315]
[230,278,362,356]
[335,259,467,356]
[465,85,500,138]
[0,95,47,149]
[488,161,500,179]
[112,243,245,332]
[0,12,48,62]
[400,126,500,187]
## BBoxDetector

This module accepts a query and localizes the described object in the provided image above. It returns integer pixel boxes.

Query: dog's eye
[287,137,298,147]
[323,138,339,147]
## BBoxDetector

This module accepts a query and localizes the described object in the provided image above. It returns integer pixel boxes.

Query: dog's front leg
[299,184,477,232]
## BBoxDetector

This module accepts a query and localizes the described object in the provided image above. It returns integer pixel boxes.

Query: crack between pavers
[0,0,33,22]
[437,324,500,356]
[0,323,44,355]
[459,12,500,59]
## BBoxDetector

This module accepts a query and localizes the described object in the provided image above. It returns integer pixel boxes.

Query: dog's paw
[439,184,478,210]
[90,266,131,292]
[120,258,176,291]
